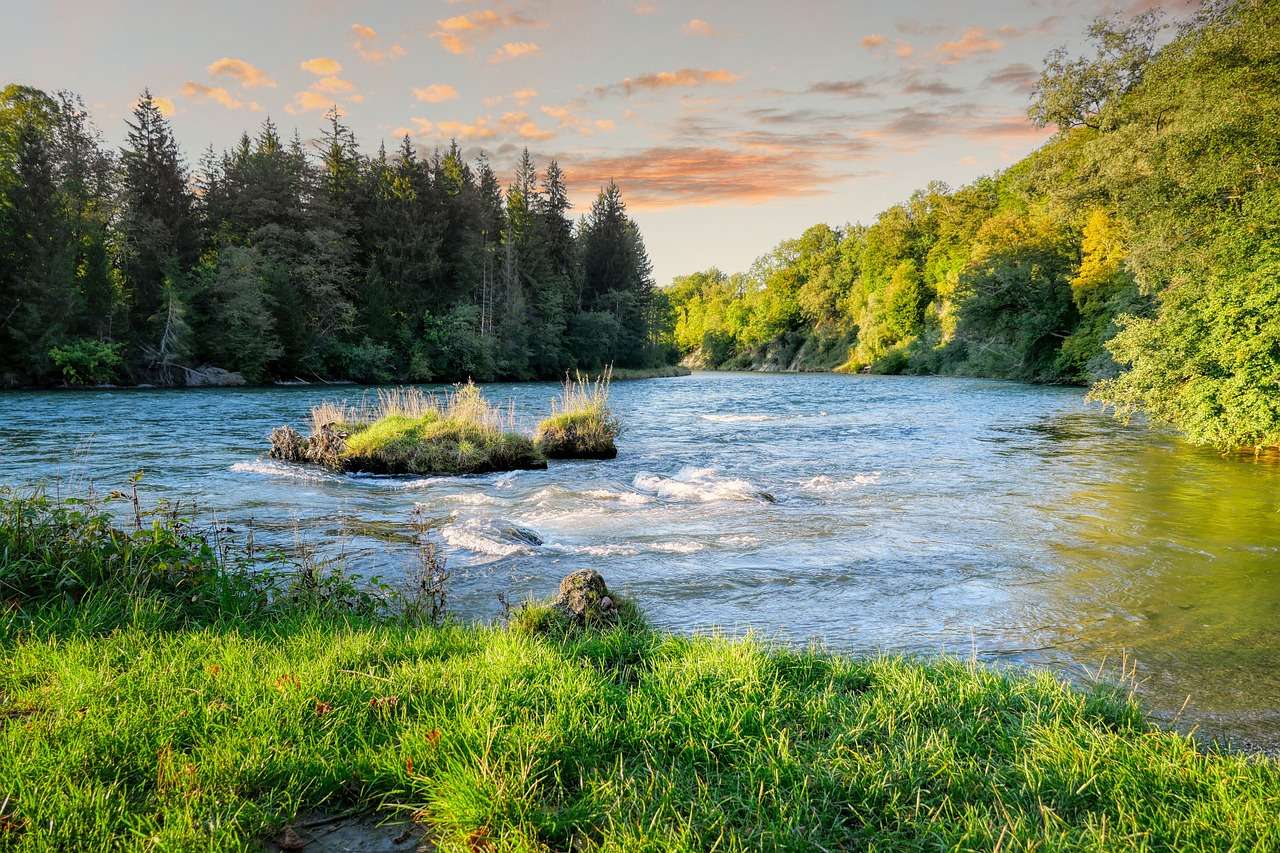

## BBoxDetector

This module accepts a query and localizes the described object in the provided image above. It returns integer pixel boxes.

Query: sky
[2,0,1193,284]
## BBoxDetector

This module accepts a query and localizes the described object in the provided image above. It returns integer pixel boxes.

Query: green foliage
[2,494,1279,849]
[0,90,667,388]
[666,0,1280,448]
[47,338,121,385]
[534,373,620,459]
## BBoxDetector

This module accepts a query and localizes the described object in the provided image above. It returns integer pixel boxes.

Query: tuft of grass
[534,371,621,460]
[303,383,545,476]
[3,490,1280,850]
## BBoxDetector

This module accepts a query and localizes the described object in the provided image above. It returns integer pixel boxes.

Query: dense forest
[0,93,667,388]
[668,0,1279,451]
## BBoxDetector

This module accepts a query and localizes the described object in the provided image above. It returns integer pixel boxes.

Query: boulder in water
[184,365,246,387]
[553,569,618,627]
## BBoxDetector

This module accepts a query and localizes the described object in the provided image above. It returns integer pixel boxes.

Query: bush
[48,338,122,385]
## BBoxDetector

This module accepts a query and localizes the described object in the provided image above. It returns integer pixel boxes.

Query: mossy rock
[534,411,619,460]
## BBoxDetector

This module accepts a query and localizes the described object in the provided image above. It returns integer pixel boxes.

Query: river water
[3,372,1278,749]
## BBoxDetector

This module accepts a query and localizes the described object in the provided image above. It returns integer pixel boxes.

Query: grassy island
[2,488,1279,850]
[533,373,621,460]
[272,384,547,476]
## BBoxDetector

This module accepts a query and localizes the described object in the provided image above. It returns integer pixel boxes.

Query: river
[3,372,1278,749]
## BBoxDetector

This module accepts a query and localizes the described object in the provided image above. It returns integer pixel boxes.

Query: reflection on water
[1,373,1277,748]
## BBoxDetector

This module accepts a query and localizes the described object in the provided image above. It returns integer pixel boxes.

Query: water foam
[440,518,539,559]
[802,472,882,493]
[700,413,776,423]
[632,465,762,503]
[230,460,331,482]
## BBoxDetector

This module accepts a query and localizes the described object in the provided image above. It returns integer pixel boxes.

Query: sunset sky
[3,0,1191,284]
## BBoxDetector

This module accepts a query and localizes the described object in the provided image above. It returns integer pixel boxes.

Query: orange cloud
[861,34,886,48]
[431,9,543,55]
[151,96,176,117]
[595,68,741,97]
[207,57,275,88]
[311,76,355,95]
[633,3,657,14]
[300,57,342,76]
[393,117,435,137]
[413,84,460,103]
[895,42,914,58]
[182,81,259,111]
[435,117,497,140]
[352,23,406,63]
[285,90,333,114]
[936,28,1004,62]
[512,88,538,104]
[565,146,840,209]
[489,41,541,63]
[683,19,715,36]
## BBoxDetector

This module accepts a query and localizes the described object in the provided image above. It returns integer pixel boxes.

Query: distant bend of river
[3,372,1278,750]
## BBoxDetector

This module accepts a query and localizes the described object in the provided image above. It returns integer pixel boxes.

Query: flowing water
[3,372,1278,749]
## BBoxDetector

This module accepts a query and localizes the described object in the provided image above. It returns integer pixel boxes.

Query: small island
[269,375,621,476]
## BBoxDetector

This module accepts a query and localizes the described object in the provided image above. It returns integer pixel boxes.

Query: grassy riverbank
[2,490,1278,850]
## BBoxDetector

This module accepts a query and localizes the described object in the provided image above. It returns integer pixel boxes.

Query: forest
[667,0,1279,451]
[0,93,668,388]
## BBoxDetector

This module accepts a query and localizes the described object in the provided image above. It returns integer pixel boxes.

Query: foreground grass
[2,491,1279,850]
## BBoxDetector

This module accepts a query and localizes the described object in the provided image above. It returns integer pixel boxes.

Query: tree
[117,90,196,370]
[1030,11,1163,131]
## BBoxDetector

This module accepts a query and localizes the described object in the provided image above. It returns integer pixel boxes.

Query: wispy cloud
[935,27,1004,62]
[413,84,460,103]
[541,103,615,136]
[984,63,1039,93]
[861,34,886,48]
[138,95,176,117]
[489,41,541,63]
[181,81,260,111]
[633,3,657,14]
[806,79,877,98]
[207,57,275,89]
[594,68,741,98]
[564,146,849,208]
[300,57,342,76]
[431,9,544,55]
[352,23,406,63]
[285,90,335,115]
[683,19,715,36]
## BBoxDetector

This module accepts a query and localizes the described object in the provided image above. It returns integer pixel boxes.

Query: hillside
[666,0,1280,451]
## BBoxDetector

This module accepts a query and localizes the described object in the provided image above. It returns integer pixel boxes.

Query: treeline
[0,91,669,387]
[668,0,1279,451]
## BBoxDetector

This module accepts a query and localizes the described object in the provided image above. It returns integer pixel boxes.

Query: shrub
[48,338,122,385]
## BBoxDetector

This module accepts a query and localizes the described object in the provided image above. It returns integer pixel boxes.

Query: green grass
[534,373,620,460]
[2,490,1279,851]
[301,384,546,476]
[343,413,545,476]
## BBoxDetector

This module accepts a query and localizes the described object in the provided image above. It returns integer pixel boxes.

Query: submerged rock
[503,525,544,547]
[554,569,619,627]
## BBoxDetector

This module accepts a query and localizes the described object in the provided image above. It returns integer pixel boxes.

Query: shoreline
[0,364,692,393]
